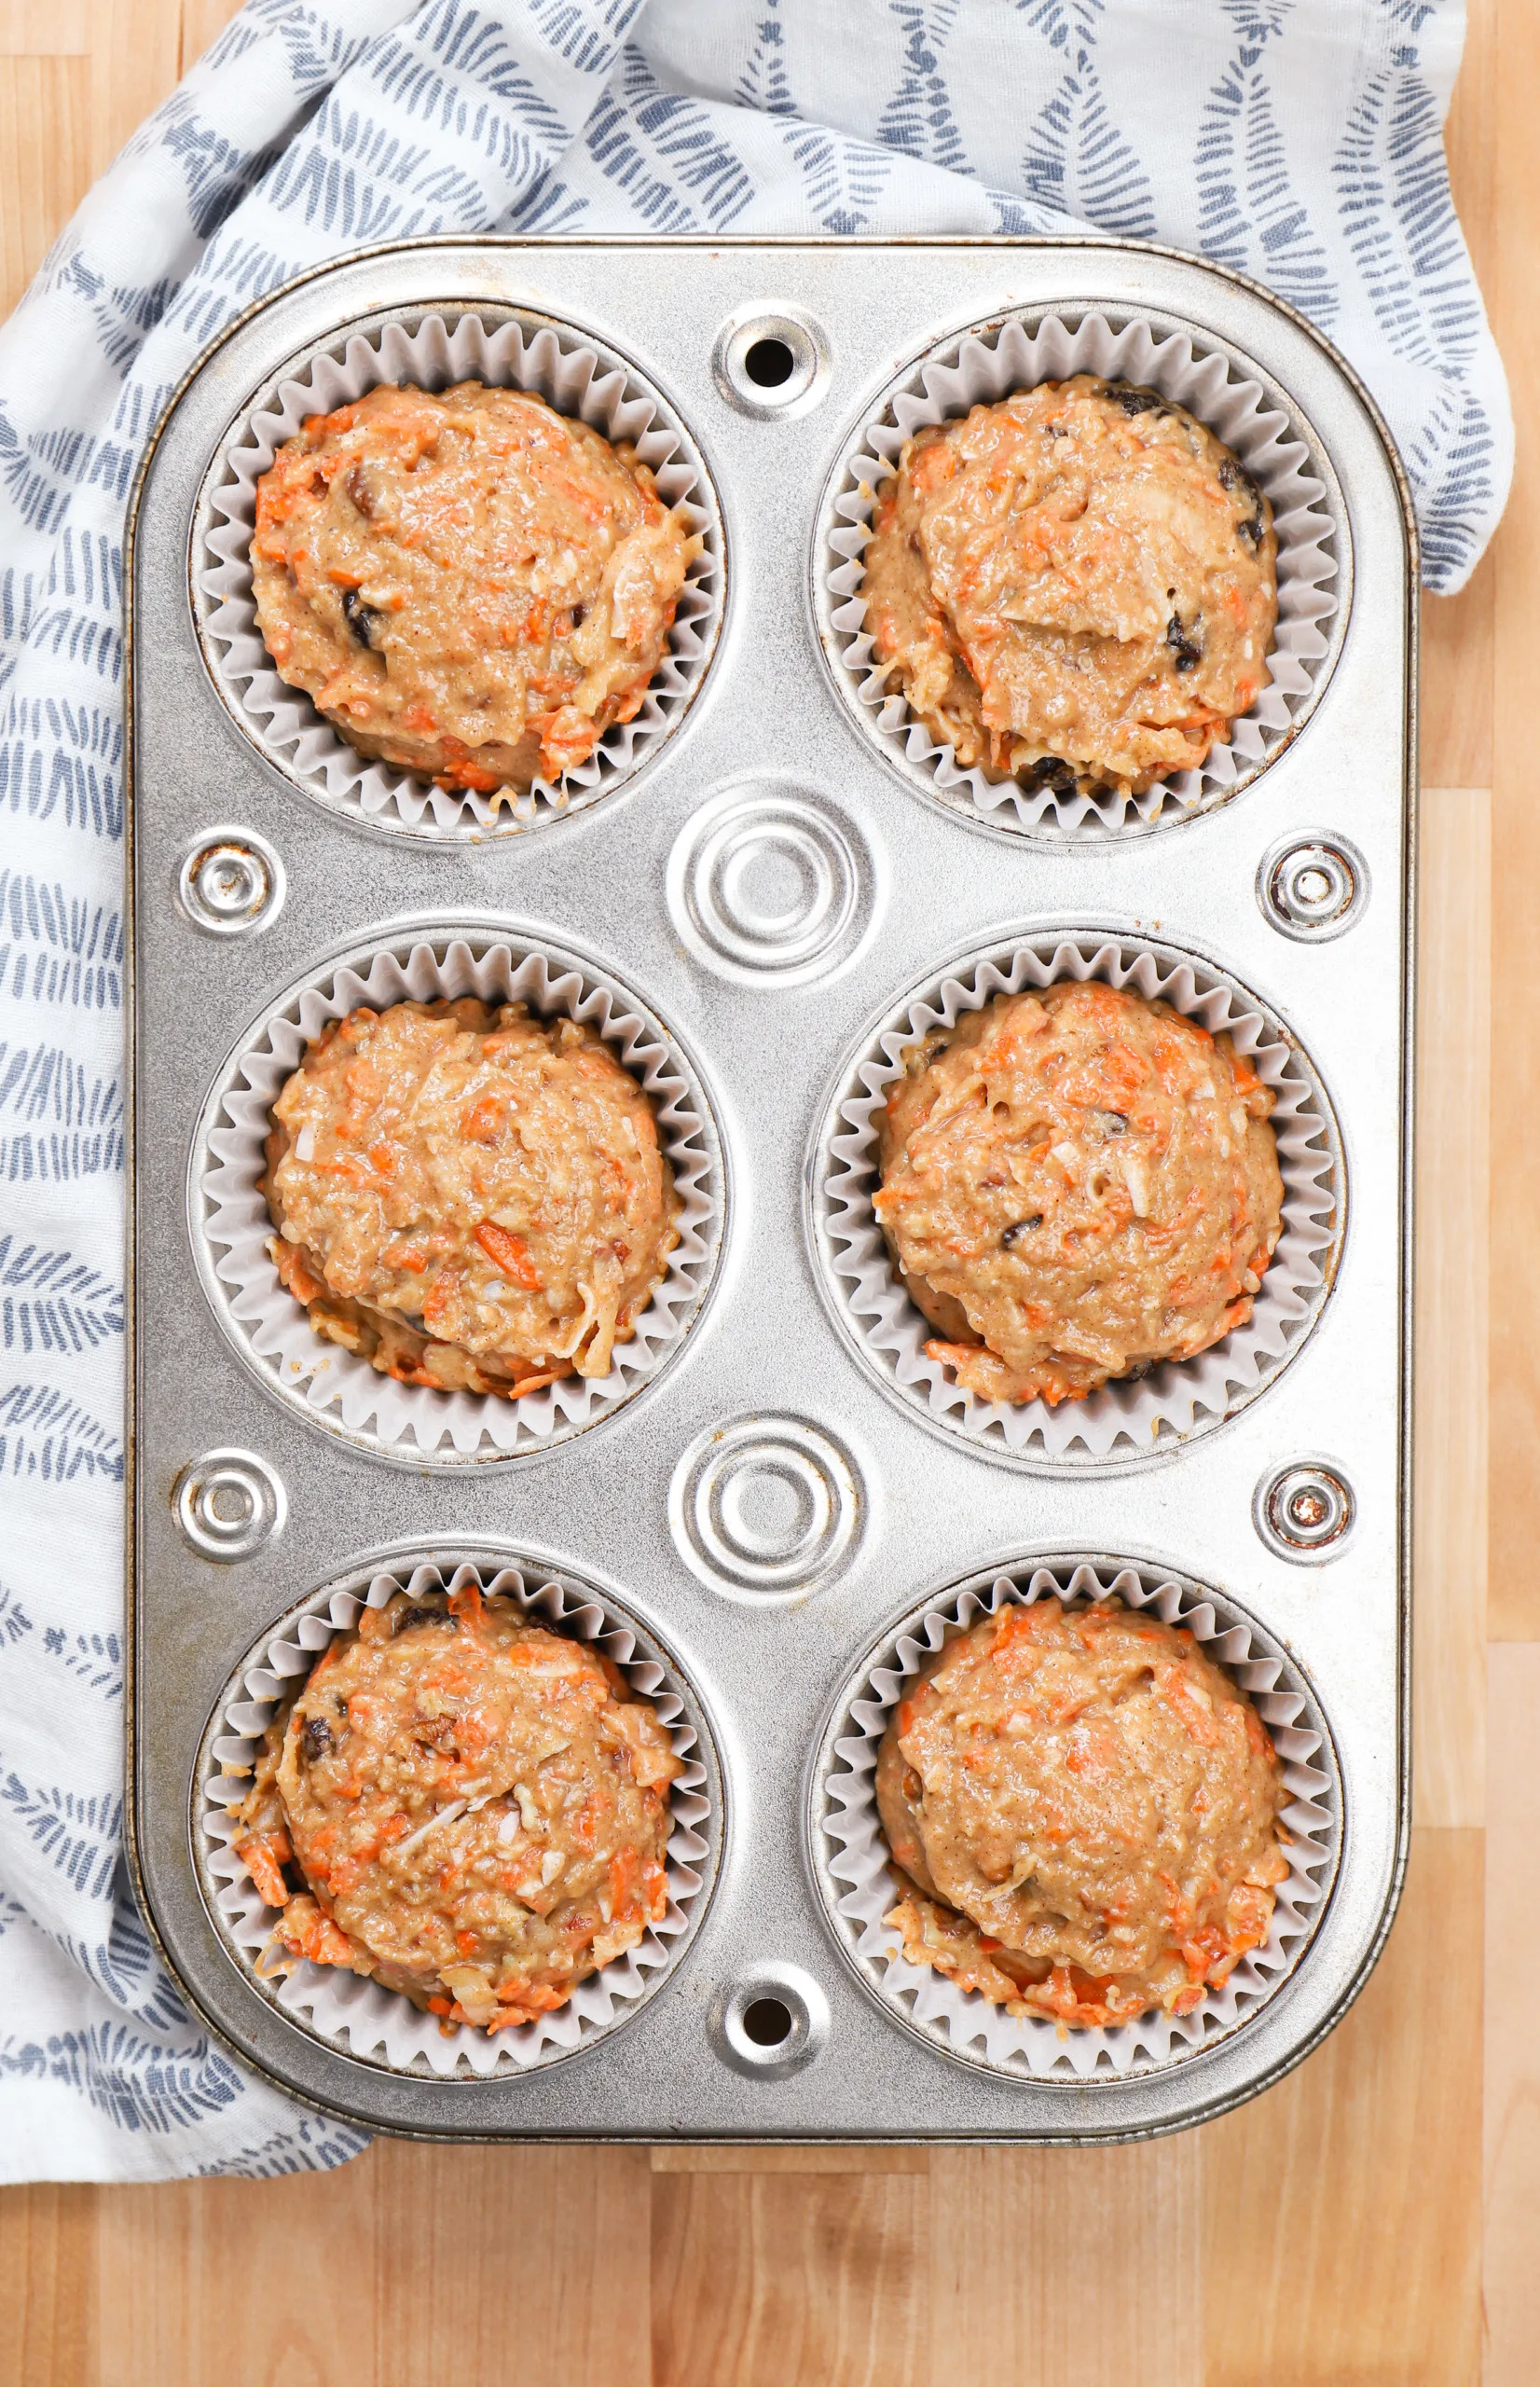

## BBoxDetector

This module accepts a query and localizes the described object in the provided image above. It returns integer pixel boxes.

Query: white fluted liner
[809,932,1341,1467]
[814,1559,1338,2081]
[191,925,723,1463]
[816,310,1345,838]
[199,1554,718,2078]
[193,310,724,840]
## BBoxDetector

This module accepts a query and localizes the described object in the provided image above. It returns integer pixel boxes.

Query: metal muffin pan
[127,237,1413,2144]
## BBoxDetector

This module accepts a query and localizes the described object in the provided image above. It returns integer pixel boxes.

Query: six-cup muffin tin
[127,238,1413,2143]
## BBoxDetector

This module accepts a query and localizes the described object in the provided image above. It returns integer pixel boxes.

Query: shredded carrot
[238,1829,292,1909]
[474,1220,542,1290]
[270,1238,326,1306]
[275,1898,357,1969]
[447,1581,485,1629]
[609,1844,639,1921]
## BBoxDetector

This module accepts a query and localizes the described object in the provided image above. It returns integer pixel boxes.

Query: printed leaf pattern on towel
[0,0,1510,2185]
[876,1,970,176]
[736,2,798,119]
[1018,2,1157,240]
[0,872,123,1013]
[0,1236,123,1357]
[1196,2,1337,322]
[1331,6,1501,586]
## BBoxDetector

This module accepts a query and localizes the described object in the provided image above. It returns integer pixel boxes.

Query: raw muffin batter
[251,381,699,795]
[874,980,1283,1405]
[862,376,1277,798]
[236,1585,682,2032]
[877,1596,1288,2027]
[264,997,679,1398]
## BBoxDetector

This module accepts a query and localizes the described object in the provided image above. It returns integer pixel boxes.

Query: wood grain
[0,2,1527,2382]
[0,2186,97,2387]
[1484,1646,1540,2387]
[81,2145,655,2387]
[377,2146,653,2387]
[94,2158,380,2386]
[930,2138,1201,2387]
[653,2166,927,2387]
[0,0,241,314]
[1203,1829,1484,2387]
[1488,0,1540,1629]
[0,2,91,53]
[1414,785,1490,1827]
[179,0,243,75]
[0,54,89,312]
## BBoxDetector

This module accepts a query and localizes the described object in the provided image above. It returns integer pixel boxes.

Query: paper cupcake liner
[815,308,1345,839]
[808,931,1341,1469]
[190,919,724,1465]
[192,309,725,841]
[811,1556,1339,2082]
[198,1550,720,2078]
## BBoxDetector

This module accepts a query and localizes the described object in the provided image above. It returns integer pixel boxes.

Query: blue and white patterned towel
[0,0,1506,2181]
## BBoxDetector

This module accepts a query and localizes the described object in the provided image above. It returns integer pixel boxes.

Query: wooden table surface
[0,4,1533,2380]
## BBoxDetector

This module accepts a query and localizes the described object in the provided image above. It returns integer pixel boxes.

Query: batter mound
[251,381,699,796]
[862,376,1278,799]
[263,997,680,1399]
[874,980,1283,1406]
[235,1586,682,2033]
[877,1597,1288,2028]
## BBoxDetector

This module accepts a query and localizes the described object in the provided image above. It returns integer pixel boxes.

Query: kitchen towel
[0,0,1507,2180]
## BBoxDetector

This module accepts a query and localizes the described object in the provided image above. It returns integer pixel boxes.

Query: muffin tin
[127,238,1413,2143]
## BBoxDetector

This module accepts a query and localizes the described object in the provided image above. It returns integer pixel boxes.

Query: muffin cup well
[811,1557,1338,2083]
[815,308,1345,839]
[190,922,724,1466]
[807,931,1341,1469]
[193,310,725,841]
[199,1551,720,2079]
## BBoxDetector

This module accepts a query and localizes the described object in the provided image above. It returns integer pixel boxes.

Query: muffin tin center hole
[714,1964,830,2077]
[670,1415,864,1600]
[744,337,795,389]
[713,307,829,417]
[741,1995,793,2046]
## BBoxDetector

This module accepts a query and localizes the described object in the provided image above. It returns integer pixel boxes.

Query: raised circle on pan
[190,307,726,844]
[813,306,1349,843]
[195,1543,722,2080]
[669,1414,864,1601]
[666,779,877,986]
[1257,832,1369,942]
[172,1447,286,1562]
[188,917,727,1469]
[176,824,285,939]
[808,1554,1341,2083]
[806,929,1344,1472]
[712,305,831,419]
[1254,1457,1356,1563]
